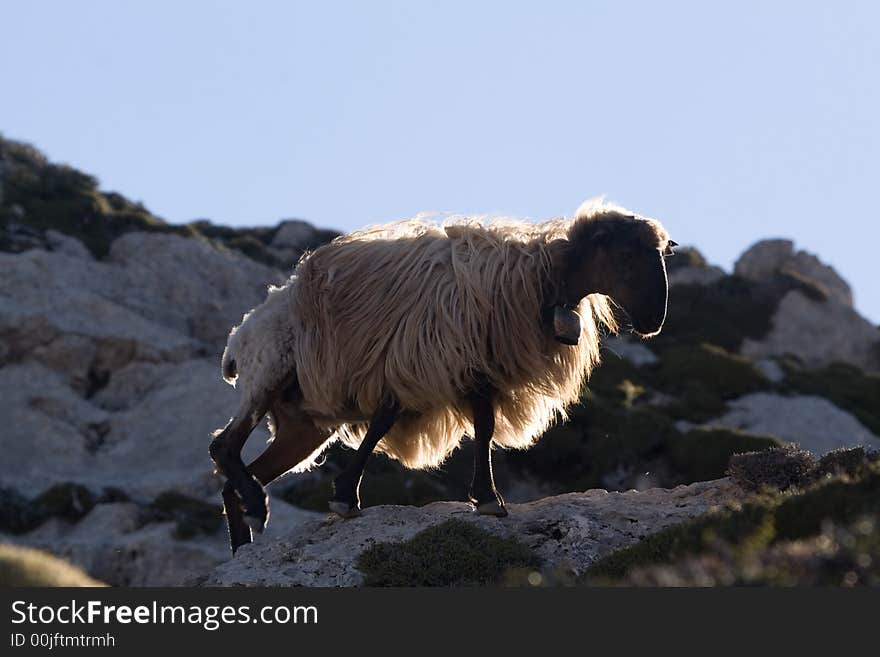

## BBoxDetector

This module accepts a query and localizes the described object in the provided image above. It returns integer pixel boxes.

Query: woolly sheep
[210,200,675,552]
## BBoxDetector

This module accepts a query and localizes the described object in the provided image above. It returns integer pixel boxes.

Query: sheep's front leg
[210,402,271,533]
[223,406,332,554]
[222,480,253,553]
[329,399,400,518]
[468,389,507,517]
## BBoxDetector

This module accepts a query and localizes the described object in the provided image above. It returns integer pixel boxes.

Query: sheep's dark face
[600,238,675,337]
[566,214,675,338]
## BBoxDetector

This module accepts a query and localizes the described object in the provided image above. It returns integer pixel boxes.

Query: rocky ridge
[1,135,878,586]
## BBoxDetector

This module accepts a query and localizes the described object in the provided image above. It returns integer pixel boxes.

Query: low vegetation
[0,135,337,267]
[357,519,539,586]
[0,482,222,540]
[0,543,105,587]
[582,447,880,585]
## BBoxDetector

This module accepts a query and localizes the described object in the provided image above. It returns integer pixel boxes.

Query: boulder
[668,265,725,287]
[268,220,340,266]
[202,478,742,586]
[699,392,880,455]
[9,499,320,586]
[0,249,198,376]
[0,358,273,500]
[734,239,852,307]
[601,336,658,366]
[106,232,283,349]
[740,290,880,371]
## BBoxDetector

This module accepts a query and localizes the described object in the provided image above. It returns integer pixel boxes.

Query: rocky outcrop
[203,479,741,586]
[740,290,880,371]
[3,498,321,586]
[0,230,286,498]
[734,239,853,306]
[692,393,880,455]
[2,136,878,587]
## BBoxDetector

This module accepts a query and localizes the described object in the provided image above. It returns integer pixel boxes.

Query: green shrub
[623,516,880,586]
[651,277,780,352]
[668,428,781,483]
[0,543,105,587]
[0,487,42,534]
[0,136,337,266]
[357,519,540,586]
[727,445,816,491]
[584,452,880,582]
[641,343,768,421]
[151,491,223,539]
[817,447,880,478]
[505,399,677,491]
[665,246,707,271]
[278,443,472,511]
[32,483,96,521]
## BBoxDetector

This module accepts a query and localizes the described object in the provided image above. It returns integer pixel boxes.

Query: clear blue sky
[2,1,878,322]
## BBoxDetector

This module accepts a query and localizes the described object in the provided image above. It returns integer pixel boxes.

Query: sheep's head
[563,208,675,338]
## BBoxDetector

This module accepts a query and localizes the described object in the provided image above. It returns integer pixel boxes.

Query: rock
[9,503,223,586]
[107,233,283,349]
[268,220,339,267]
[754,359,785,383]
[202,479,742,586]
[0,363,111,494]
[0,248,200,372]
[668,265,725,287]
[735,239,852,307]
[5,497,320,586]
[734,239,796,280]
[740,290,880,371]
[45,230,92,259]
[271,220,320,249]
[0,358,273,499]
[602,336,658,366]
[700,392,880,455]
[98,358,271,499]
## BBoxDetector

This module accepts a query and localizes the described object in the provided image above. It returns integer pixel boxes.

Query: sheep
[210,200,676,553]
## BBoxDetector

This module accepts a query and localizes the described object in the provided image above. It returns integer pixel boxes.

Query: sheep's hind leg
[329,399,400,518]
[210,401,271,534]
[468,389,507,517]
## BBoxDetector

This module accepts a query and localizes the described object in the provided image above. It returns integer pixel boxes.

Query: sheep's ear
[663,240,678,256]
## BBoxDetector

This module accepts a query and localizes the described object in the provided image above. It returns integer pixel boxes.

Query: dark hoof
[224,509,254,553]
[329,500,362,518]
[475,500,508,517]
[236,479,270,534]
[243,495,269,533]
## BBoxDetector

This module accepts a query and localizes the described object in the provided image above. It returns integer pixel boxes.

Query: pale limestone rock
[740,290,880,371]
[734,239,852,306]
[754,359,785,383]
[668,265,725,287]
[271,220,319,249]
[602,336,658,366]
[45,230,92,260]
[9,500,320,586]
[106,232,283,349]
[700,393,880,454]
[203,479,742,586]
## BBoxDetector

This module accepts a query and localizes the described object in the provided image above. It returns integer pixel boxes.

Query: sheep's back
[287,219,601,468]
